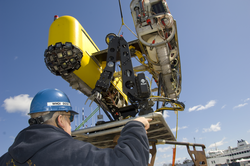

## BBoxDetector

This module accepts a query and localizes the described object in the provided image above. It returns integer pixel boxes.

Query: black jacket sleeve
[112,120,150,166]
[54,120,150,166]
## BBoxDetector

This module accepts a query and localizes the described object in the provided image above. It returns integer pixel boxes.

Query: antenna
[92,107,95,127]
[75,106,78,129]
[82,107,84,129]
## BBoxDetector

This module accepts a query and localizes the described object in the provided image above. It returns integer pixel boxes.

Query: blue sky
[1,0,250,165]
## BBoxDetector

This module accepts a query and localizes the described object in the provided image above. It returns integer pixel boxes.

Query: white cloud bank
[233,103,248,109]
[202,122,221,133]
[163,111,169,118]
[189,100,216,112]
[171,126,188,132]
[161,154,171,158]
[233,98,250,109]
[244,98,250,102]
[2,94,33,115]
[208,137,227,149]
[182,138,188,142]
[158,146,171,152]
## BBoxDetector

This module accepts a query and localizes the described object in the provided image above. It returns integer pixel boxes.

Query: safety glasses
[61,112,75,122]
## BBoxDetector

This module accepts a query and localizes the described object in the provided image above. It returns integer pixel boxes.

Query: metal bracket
[72,112,175,148]
[148,143,157,166]
[148,140,207,166]
[187,145,207,166]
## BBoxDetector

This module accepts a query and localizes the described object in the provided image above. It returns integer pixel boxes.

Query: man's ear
[57,115,65,129]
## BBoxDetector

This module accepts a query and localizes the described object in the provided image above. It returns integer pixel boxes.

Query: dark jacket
[0,121,149,166]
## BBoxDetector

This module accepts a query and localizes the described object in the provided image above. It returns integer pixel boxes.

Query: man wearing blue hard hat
[28,88,79,135]
[0,88,151,166]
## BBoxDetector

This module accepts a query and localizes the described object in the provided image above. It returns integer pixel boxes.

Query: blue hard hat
[29,88,78,115]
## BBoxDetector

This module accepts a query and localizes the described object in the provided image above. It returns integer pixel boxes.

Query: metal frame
[72,112,175,148]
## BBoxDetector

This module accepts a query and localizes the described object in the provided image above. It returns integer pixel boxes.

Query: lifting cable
[117,0,138,38]
[172,111,178,166]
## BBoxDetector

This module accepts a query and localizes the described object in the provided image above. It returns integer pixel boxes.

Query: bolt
[108,61,114,67]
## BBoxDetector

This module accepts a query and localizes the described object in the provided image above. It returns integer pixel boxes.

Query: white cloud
[177,145,186,150]
[2,94,33,115]
[233,103,248,109]
[161,154,172,158]
[171,126,188,132]
[244,98,250,102]
[195,129,199,133]
[158,146,171,152]
[247,130,250,133]
[182,138,188,142]
[155,161,169,166]
[221,105,226,109]
[163,111,169,118]
[14,56,18,60]
[208,137,227,149]
[175,157,187,163]
[203,122,221,133]
[188,105,202,112]
[188,100,216,112]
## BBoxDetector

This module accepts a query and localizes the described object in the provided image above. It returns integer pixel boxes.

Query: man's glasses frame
[61,112,75,122]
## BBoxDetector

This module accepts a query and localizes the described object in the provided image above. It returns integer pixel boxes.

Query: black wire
[96,99,114,121]
[118,0,123,19]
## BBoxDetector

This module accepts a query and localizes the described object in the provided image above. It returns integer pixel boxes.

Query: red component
[165,33,172,49]
[54,15,59,21]
[152,39,155,44]
[115,112,119,115]
[146,19,151,25]
[161,19,166,26]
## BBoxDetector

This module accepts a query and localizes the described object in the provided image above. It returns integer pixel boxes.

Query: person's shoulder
[0,152,11,165]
